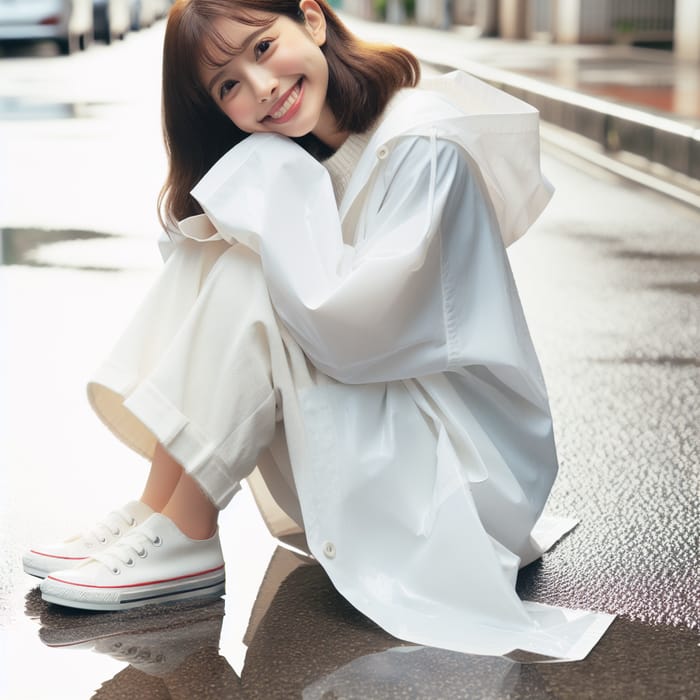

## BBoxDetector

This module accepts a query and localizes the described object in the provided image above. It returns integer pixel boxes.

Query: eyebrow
[206,25,271,95]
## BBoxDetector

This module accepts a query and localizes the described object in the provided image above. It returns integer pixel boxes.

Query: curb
[415,55,700,183]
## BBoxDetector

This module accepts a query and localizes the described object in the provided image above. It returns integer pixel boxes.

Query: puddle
[0,97,102,120]
[0,227,122,271]
[14,547,700,699]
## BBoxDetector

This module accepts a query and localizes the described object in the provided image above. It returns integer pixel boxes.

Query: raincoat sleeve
[183,132,517,384]
[157,225,186,262]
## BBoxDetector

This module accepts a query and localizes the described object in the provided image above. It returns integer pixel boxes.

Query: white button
[323,541,336,559]
[376,145,389,160]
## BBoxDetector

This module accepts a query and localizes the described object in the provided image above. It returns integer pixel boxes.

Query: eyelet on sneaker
[125,558,134,567]
[114,528,121,536]
[136,548,147,558]
[98,536,107,543]
[112,567,121,575]
[129,518,135,526]
[152,536,162,547]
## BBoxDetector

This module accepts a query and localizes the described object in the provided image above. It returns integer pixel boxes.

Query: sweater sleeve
[188,132,501,383]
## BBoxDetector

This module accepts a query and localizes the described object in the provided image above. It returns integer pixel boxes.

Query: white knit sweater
[321,130,373,205]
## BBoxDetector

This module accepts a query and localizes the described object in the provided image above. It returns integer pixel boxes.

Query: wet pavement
[342,16,700,125]
[1,16,700,700]
[14,549,700,699]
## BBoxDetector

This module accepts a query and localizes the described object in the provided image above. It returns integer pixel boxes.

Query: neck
[312,104,349,150]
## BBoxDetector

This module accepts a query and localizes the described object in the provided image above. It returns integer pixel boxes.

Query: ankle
[140,494,165,512]
[159,472,218,540]
[161,506,217,540]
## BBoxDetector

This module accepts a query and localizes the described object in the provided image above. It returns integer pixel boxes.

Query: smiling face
[199,0,345,148]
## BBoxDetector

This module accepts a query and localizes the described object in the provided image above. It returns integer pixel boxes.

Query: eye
[219,79,238,100]
[255,39,272,60]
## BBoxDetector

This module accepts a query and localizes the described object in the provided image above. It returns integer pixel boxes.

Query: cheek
[224,100,253,129]
[310,49,329,93]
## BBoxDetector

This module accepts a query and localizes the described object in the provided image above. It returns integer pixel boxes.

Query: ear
[299,0,327,46]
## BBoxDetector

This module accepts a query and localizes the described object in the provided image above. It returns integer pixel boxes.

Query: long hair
[158,0,420,229]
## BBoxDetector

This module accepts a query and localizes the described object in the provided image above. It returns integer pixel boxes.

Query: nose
[249,67,278,104]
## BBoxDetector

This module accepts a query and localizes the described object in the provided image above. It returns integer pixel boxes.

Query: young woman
[25,0,613,660]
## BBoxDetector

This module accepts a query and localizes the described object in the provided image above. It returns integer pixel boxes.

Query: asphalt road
[0,20,698,700]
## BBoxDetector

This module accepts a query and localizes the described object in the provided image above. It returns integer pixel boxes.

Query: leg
[88,242,279,512]
[162,471,218,540]
[141,443,184,512]
[141,443,218,540]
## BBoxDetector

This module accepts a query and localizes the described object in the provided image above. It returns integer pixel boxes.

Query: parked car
[152,0,172,19]
[93,0,130,44]
[0,0,94,55]
[128,0,154,30]
[129,0,171,30]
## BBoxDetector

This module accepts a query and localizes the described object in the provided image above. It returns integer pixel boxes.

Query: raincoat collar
[338,70,552,246]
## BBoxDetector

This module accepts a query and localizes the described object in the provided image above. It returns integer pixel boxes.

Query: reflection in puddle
[0,97,104,120]
[28,590,240,697]
[25,546,700,699]
[25,549,539,699]
[302,648,528,699]
[514,57,691,119]
[1,227,122,271]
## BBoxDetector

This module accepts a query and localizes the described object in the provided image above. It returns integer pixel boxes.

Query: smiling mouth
[264,79,303,123]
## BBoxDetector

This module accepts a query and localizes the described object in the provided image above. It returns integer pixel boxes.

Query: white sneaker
[40,514,225,611]
[23,501,154,578]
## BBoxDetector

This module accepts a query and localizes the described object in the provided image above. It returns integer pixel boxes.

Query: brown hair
[158,0,420,229]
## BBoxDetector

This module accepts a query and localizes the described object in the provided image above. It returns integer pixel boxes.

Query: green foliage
[373,0,415,21]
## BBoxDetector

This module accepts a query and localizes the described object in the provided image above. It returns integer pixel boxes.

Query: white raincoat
[169,71,614,660]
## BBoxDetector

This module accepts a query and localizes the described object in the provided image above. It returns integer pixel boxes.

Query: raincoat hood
[340,70,554,246]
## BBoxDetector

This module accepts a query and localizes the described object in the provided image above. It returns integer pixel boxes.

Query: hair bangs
[180,2,275,70]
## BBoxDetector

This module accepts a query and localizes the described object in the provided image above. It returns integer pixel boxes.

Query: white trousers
[88,239,324,543]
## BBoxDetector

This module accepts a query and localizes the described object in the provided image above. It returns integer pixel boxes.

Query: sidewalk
[341,14,700,185]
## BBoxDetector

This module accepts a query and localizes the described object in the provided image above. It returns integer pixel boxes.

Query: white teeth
[270,84,300,120]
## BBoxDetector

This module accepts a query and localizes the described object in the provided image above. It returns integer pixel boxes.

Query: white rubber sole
[41,567,226,611]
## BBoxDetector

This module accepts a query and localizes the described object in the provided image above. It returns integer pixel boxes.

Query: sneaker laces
[80,507,139,549]
[92,526,163,574]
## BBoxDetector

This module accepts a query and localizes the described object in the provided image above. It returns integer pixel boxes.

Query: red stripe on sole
[30,550,88,561]
[47,564,225,589]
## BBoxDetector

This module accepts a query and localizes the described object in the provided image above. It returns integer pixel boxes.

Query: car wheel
[80,30,93,50]
[57,34,79,55]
